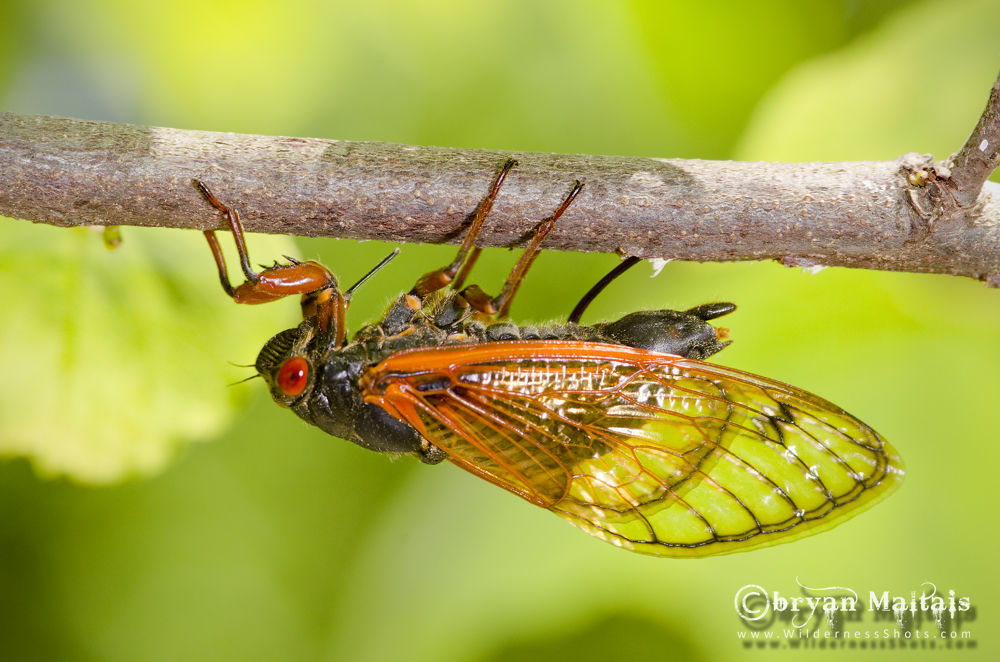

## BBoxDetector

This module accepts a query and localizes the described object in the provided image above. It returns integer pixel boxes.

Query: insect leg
[450,246,482,292]
[410,159,518,296]
[567,256,642,324]
[460,181,584,317]
[194,179,345,339]
[203,229,240,299]
[195,180,259,284]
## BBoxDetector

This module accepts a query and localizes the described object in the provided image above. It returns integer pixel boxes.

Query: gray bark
[2,71,999,285]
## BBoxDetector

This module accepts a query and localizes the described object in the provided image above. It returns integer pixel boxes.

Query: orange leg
[450,246,482,292]
[410,159,518,296]
[195,179,345,341]
[460,181,583,317]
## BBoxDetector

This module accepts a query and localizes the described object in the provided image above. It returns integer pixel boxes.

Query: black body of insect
[195,160,903,558]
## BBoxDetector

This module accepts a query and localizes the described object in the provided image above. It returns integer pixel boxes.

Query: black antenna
[345,249,400,301]
[228,374,263,387]
[567,256,643,324]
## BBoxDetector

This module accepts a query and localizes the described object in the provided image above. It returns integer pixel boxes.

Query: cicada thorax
[199,158,903,558]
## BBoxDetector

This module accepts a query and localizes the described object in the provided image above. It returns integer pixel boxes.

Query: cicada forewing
[361,341,904,558]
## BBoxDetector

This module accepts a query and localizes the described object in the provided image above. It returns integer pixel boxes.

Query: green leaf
[0,218,299,483]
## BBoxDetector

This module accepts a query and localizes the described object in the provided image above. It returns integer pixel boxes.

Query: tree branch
[950,71,1000,208]
[2,69,1000,286]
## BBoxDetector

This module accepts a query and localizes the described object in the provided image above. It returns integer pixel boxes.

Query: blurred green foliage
[738,0,1000,164]
[1,0,997,661]
[0,220,298,481]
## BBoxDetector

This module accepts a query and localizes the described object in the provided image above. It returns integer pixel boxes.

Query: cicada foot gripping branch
[194,160,904,558]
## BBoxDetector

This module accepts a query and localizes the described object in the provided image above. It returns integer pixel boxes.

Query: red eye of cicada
[277,357,309,396]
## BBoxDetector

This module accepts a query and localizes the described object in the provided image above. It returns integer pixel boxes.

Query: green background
[1,0,997,659]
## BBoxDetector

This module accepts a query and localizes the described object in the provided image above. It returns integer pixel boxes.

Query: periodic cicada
[195,159,904,558]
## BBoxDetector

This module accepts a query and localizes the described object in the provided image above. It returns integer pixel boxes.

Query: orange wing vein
[360,341,904,557]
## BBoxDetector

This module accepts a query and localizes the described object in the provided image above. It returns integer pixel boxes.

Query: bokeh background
[1,0,998,660]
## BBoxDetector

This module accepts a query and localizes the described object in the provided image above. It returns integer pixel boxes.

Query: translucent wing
[361,341,904,557]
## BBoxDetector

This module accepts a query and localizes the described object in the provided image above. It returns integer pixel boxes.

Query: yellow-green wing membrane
[363,342,904,557]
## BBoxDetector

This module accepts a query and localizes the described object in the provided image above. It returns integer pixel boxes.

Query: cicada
[195,160,904,558]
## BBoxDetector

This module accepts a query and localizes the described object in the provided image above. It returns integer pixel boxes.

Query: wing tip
[554,440,906,559]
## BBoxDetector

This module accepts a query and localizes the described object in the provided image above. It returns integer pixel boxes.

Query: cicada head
[255,320,424,455]
[255,322,317,407]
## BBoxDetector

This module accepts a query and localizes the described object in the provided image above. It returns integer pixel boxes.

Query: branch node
[899,152,978,237]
